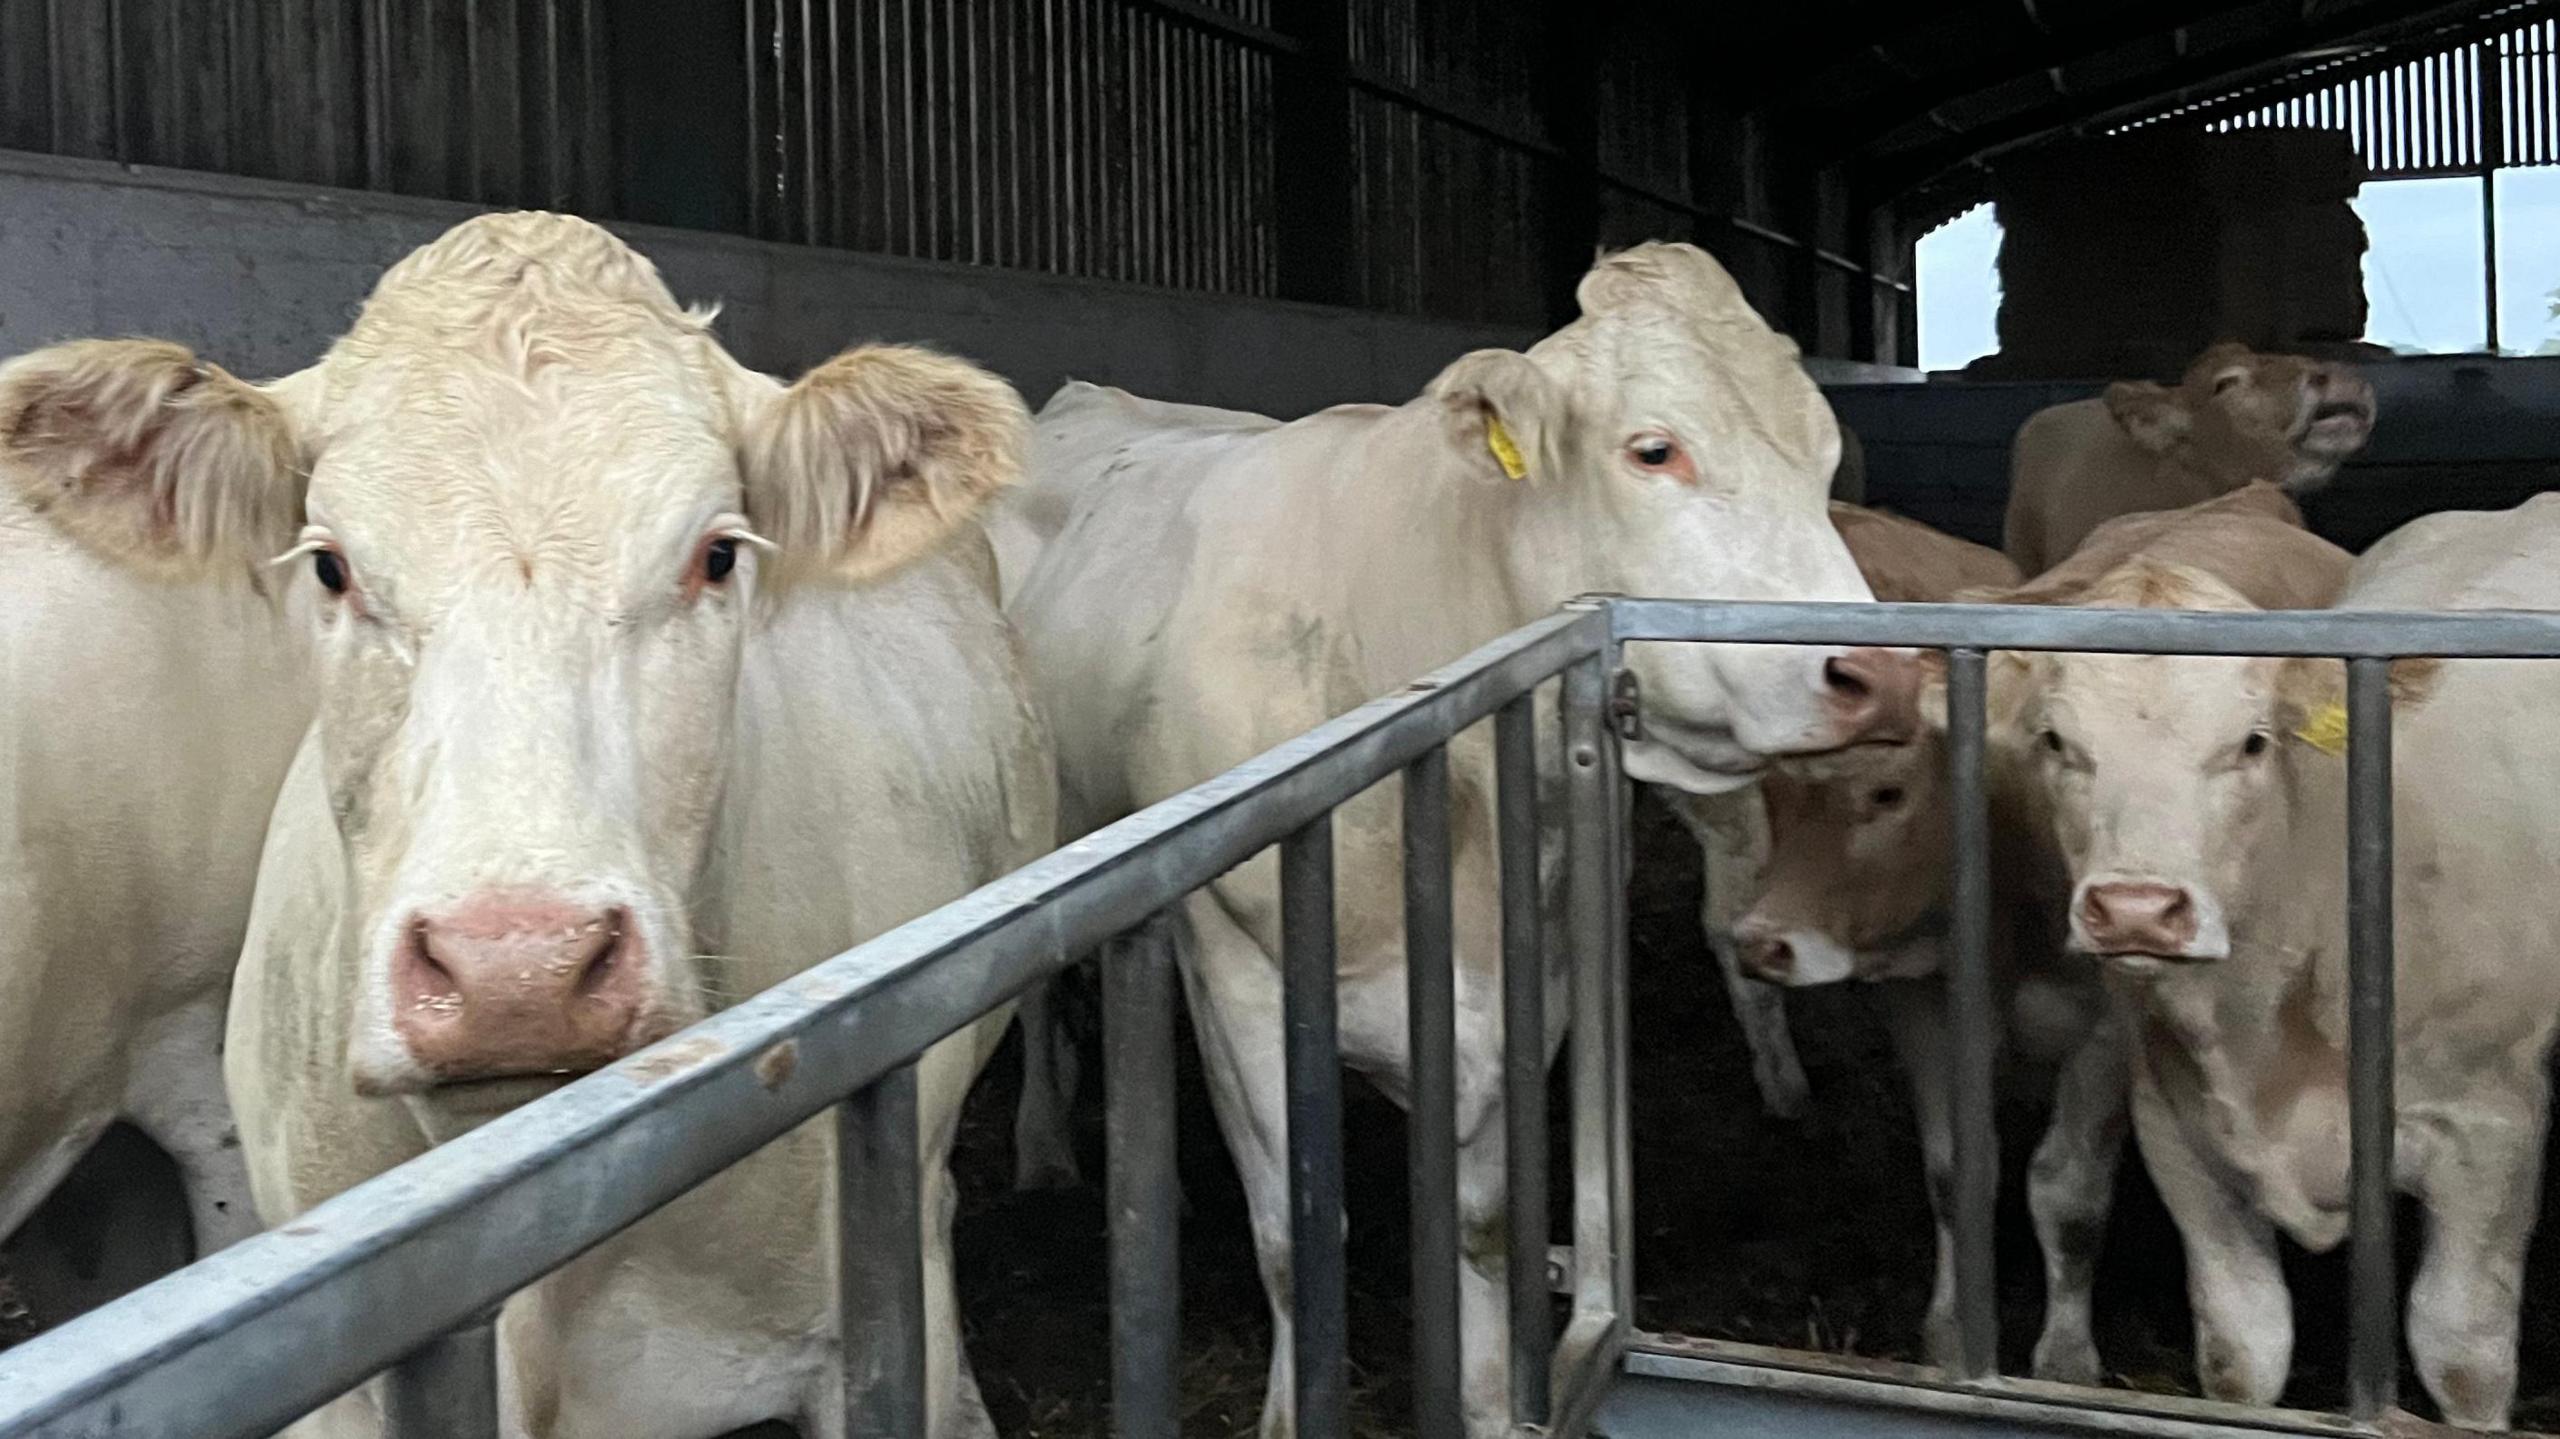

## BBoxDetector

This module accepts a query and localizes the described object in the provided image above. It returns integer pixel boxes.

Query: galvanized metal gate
[1,593,2556,1439]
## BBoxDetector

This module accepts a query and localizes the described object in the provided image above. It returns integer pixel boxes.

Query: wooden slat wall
[0,0,1890,341]
[0,0,610,209]
[744,0,1277,299]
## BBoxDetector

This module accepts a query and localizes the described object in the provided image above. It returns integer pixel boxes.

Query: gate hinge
[1608,667,1643,742]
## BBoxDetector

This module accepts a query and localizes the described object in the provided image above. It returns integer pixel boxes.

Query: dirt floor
[952,789,2560,1436]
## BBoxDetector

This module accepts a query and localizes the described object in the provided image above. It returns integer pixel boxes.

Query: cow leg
[2405,1088,2544,1430]
[1665,787,1808,1120]
[1878,978,1964,1370]
[123,996,259,1253]
[2133,1081,2291,1405]
[1011,974,1084,1191]
[2025,1020,2128,1386]
[1178,890,1306,1439]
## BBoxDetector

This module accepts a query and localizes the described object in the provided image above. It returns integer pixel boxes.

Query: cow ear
[1426,349,1561,484]
[2104,380,2191,455]
[2275,655,2443,743]
[739,344,1028,586]
[0,339,306,580]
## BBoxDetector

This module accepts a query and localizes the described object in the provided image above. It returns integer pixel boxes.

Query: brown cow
[2003,343,2375,575]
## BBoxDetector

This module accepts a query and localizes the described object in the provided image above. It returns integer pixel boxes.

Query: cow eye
[702,537,738,585]
[2242,731,2271,758]
[1871,786,1905,809]
[2040,727,2065,754]
[1628,434,1680,469]
[2213,371,2247,394]
[312,549,350,596]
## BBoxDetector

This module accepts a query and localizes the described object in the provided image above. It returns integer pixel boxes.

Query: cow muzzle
[388,891,671,1086]
[2070,877,2228,965]
[1818,647,1920,749]
[1733,919,1861,987]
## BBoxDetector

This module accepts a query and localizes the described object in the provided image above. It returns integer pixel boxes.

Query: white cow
[1009,243,1916,1437]
[0,492,309,1295]
[2005,495,2560,1428]
[0,213,1054,1439]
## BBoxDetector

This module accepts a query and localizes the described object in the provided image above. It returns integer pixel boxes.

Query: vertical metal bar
[1945,647,2000,1380]
[837,1064,926,1439]
[1283,816,1348,1439]
[1105,919,1181,1439]
[2347,655,2399,1421]
[1496,694,1551,1427]
[380,1316,498,1439]
[2482,41,2505,354]
[363,0,391,188]
[1563,652,1616,1317]
[1404,745,1463,1439]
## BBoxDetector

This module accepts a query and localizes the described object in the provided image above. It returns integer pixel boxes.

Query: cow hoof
[2031,1336,2104,1388]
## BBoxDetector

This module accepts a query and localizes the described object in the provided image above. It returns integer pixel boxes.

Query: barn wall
[0,149,1535,417]
[0,0,1913,365]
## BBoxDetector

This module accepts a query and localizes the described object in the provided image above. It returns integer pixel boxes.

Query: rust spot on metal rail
[622,1035,727,1085]
[752,1039,800,1091]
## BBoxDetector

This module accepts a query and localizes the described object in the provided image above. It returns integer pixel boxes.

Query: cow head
[2000,561,2430,974]
[1424,243,1917,793]
[1731,739,1952,986]
[2103,342,2376,493]
[0,213,1027,1106]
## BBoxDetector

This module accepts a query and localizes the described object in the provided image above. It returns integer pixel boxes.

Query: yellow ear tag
[2294,701,2349,757]
[1485,415,1529,481]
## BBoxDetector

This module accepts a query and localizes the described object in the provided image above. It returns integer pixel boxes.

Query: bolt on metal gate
[3,593,2558,1439]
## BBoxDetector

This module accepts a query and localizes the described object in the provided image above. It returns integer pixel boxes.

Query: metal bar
[1404,745,1462,1439]
[1945,647,2000,1379]
[1283,816,1349,1439]
[1608,597,2560,659]
[0,606,1602,1439]
[1616,1336,2404,1438]
[1495,694,1551,1427]
[1104,918,1180,1439]
[379,1317,497,1439]
[837,1064,925,1439]
[2345,657,2399,1420]
[1564,654,1616,1316]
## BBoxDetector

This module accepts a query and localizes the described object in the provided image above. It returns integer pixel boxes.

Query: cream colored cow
[0,213,1053,1439]
[1009,243,1918,1438]
[2005,496,2560,1428]
[0,491,309,1297]
[2003,343,2375,575]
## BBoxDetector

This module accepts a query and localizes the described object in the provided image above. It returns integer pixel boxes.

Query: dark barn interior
[6,2,2560,1437]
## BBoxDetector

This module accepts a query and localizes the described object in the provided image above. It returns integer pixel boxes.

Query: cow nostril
[1823,656,1873,704]
[407,918,459,993]
[574,909,628,996]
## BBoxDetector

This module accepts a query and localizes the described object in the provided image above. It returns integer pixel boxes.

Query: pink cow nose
[394,894,649,1081]
[1822,647,1920,747]
[2077,882,2200,957]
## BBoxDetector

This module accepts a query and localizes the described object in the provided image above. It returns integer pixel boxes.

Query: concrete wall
[0,149,1538,418]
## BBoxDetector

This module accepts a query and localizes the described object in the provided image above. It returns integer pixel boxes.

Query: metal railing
[9,592,2560,1438]
[0,601,1631,1439]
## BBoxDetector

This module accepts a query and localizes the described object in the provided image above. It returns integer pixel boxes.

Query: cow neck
[1302,401,1536,702]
